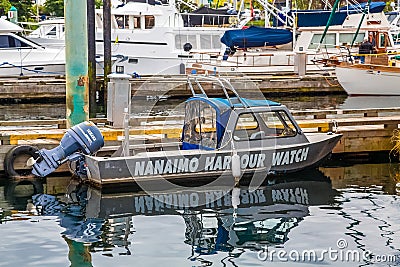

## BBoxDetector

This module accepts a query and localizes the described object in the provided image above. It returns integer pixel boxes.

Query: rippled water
[0,163,399,267]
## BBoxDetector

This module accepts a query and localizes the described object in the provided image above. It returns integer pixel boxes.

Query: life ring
[4,145,39,178]
[229,16,238,25]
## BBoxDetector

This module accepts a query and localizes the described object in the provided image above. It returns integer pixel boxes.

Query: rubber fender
[4,145,39,178]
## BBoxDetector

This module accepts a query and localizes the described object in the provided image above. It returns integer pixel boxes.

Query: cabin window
[115,15,129,29]
[212,35,221,49]
[145,15,155,29]
[47,26,57,36]
[339,33,363,45]
[0,36,10,48]
[234,113,259,140]
[128,58,139,64]
[0,36,30,48]
[175,34,198,50]
[183,101,217,149]
[133,16,141,29]
[175,35,182,49]
[200,35,212,49]
[308,33,335,49]
[187,35,197,49]
[234,111,296,141]
[260,111,297,137]
[378,33,386,48]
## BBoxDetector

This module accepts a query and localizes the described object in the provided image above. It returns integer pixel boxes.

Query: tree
[9,0,34,21]
[43,0,63,17]
[95,0,103,9]
[0,0,11,17]
[42,0,103,17]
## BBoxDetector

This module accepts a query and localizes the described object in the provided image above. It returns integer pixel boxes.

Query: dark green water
[0,163,399,266]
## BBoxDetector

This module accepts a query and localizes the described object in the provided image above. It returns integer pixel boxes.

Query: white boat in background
[28,18,65,47]
[0,18,116,77]
[336,63,400,95]
[93,0,249,75]
[335,25,400,96]
[27,0,248,75]
[0,18,65,76]
[187,12,395,74]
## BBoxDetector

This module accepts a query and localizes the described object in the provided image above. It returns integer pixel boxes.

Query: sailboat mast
[318,0,341,50]
[350,0,372,48]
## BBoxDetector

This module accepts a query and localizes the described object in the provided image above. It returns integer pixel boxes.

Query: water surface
[0,163,399,266]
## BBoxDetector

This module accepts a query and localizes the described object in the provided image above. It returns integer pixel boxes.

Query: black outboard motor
[32,121,104,177]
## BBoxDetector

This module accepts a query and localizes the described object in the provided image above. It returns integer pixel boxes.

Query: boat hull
[0,62,65,76]
[336,65,400,95]
[85,133,341,186]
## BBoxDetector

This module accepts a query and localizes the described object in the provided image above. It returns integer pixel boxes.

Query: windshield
[234,110,297,141]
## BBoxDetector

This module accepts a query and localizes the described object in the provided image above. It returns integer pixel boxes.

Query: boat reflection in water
[24,170,338,262]
[2,164,400,266]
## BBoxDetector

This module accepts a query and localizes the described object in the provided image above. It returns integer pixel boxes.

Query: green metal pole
[319,0,341,45]
[350,0,372,48]
[64,237,93,267]
[65,0,89,128]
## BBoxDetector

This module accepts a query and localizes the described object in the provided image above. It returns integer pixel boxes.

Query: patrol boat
[31,76,341,186]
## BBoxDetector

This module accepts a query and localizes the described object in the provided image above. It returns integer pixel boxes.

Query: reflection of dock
[321,163,399,195]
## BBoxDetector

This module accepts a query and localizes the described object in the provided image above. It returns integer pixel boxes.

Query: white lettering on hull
[132,153,267,177]
[272,147,309,166]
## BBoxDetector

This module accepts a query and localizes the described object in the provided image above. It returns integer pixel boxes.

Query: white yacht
[26,0,247,75]
[0,18,65,76]
[93,0,247,75]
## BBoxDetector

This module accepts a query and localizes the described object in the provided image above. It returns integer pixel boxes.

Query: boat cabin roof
[0,18,23,33]
[186,96,281,114]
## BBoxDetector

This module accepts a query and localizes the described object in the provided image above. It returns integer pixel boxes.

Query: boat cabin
[295,12,396,52]
[181,76,308,151]
[29,19,65,40]
[0,17,40,49]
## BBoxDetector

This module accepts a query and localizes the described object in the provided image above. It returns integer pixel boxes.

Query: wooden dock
[0,73,343,101]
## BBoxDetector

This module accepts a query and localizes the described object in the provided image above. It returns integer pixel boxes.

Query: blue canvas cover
[274,2,386,27]
[339,2,386,13]
[220,26,293,48]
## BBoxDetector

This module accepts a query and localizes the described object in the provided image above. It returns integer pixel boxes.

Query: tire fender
[4,145,39,178]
